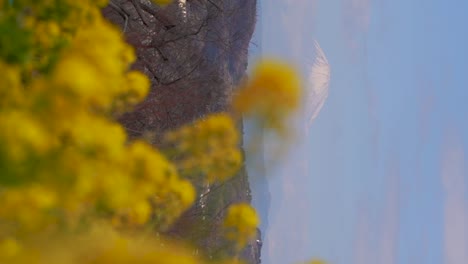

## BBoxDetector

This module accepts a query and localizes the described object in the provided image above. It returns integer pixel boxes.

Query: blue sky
[247,0,468,263]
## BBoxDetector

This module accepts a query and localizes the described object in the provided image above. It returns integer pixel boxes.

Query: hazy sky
[247,0,468,263]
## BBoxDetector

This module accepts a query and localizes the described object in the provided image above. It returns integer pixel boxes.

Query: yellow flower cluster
[223,203,259,248]
[0,224,201,264]
[164,113,242,183]
[233,59,301,134]
[0,185,57,232]
[121,141,195,228]
[2,1,109,74]
[153,0,173,5]
[52,17,147,111]
[0,1,197,262]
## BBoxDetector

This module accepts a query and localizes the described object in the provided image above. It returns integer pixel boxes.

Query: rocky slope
[103,0,261,263]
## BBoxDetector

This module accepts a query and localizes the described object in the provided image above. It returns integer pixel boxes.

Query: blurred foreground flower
[164,113,242,184]
[223,203,259,249]
[0,0,196,259]
[0,224,202,264]
[153,0,173,5]
[234,59,301,135]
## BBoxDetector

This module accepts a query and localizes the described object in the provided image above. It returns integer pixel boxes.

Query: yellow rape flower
[53,55,107,105]
[0,225,202,264]
[153,0,173,5]
[54,113,127,161]
[0,185,58,232]
[234,59,301,133]
[169,177,196,209]
[52,16,143,111]
[34,21,61,48]
[0,111,51,161]
[0,62,23,107]
[0,238,22,260]
[223,203,259,249]
[128,141,177,183]
[112,140,196,228]
[99,172,133,210]
[164,113,242,183]
[27,185,57,209]
[127,200,152,225]
[123,70,150,105]
[96,0,110,7]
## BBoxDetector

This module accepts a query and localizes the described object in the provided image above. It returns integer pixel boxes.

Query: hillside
[103,0,261,263]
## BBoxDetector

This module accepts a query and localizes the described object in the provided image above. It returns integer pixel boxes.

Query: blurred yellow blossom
[164,113,242,183]
[0,238,22,260]
[33,21,61,48]
[0,225,202,264]
[0,0,196,243]
[123,70,150,105]
[0,111,51,161]
[0,63,23,107]
[0,185,58,232]
[223,203,259,248]
[153,0,173,6]
[233,59,301,134]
